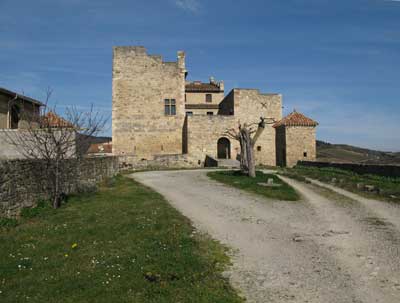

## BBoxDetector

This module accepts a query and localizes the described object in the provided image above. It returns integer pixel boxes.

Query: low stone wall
[119,154,200,171]
[0,156,119,217]
[298,161,400,178]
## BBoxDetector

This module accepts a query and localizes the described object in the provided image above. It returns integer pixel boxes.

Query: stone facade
[112,46,186,159]
[0,156,119,217]
[274,111,318,167]
[283,126,316,167]
[112,46,318,167]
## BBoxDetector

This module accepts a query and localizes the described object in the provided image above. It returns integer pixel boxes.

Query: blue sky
[1,0,399,151]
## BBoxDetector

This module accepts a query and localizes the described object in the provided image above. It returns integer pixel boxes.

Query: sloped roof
[185,82,222,93]
[273,110,318,128]
[0,87,44,106]
[42,112,74,128]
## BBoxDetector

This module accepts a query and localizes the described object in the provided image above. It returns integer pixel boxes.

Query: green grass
[207,170,300,201]
[281,166,400,203]
[0,175,243,303]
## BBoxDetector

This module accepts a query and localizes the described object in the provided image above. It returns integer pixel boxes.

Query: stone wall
[119,154,199,170]
[275,126,286,166]
[285,126,316,167]
[0,94,9,129]
[0,156,119,217]
[298,161,400,178]
[218,90,234,115]
[186,115,240,164]
[112,46,186,159]
[0,129,77,160]
[185,91,225,105]
[232,89,282,166]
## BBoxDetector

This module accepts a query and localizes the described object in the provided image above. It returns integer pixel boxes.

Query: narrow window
[257,146,262,151]
[303,152,308,157]
[206,94,212,103]
[171,99,176,115]
[164,99,170,115]
[186,111,193,116]
[207,112,213,116]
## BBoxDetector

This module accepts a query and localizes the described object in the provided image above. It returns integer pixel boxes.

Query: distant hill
[316,140,400,165]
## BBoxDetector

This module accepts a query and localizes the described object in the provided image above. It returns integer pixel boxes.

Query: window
[303,152,308,157]
[164,99,176,115]
[186,111,193,116]
[207,112,213,116]
[205,94,212,103]
[257,146,262,152]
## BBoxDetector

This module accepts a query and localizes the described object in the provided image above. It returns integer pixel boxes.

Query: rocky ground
[131,170,400,303]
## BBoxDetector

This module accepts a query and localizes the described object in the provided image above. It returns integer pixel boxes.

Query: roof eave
[0,87,44,106]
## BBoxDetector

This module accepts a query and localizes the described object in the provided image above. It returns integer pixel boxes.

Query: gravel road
[131,170,400,303]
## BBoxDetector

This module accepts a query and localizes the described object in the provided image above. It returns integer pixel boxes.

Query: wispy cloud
[174,0,200,13]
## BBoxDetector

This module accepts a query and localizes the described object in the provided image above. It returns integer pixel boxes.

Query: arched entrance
[217,137,231,159]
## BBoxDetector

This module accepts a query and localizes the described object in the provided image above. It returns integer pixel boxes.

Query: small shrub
[103,176,117,188]
[20,200,50,218]
[0,217,19,228]
[76,181,98,194]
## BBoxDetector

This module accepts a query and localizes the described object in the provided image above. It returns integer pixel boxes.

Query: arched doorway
[217,137,231,159]
[10,104,20,129]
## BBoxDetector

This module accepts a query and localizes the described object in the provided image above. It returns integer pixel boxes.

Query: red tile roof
[185,82,222,93]
[273,110,318,128]
[42,112,74,128]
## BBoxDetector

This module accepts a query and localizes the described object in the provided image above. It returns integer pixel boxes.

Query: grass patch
[207,170,300,201]
[281,166,400,203]
[0,175,243,303]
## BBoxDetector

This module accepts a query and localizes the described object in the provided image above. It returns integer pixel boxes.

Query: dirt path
[131,170,400,303]
[305,177,400,231]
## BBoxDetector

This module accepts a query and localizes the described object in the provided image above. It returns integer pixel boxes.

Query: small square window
[303,152,308,157]
[207,112,213,116]
[186,111,193,116]
[257,146,262,151]
[164,99,176,116]
[206,94,212,103]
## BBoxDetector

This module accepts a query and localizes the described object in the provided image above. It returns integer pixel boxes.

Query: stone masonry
[112,47,186,159]
[0,156,119,217]
[112,46,318,167]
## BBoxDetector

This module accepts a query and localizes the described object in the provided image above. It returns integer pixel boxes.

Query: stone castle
[112,46,318,167]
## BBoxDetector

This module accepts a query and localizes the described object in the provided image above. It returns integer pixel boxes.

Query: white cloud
[174,0,200,13]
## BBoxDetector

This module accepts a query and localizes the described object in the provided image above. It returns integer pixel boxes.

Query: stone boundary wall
[119,154,200,170]
[298,161,400,178]
[0,156,119,217]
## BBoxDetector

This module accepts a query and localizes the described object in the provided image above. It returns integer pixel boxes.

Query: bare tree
[225,117,275,178]
[5,88,108,209]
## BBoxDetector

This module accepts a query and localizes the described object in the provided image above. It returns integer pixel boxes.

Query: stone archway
[217,137,231,159]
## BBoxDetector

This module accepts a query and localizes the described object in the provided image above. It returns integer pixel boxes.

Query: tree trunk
[247,142,256,178]
[53,159,61,209]
[238,118,266,178]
